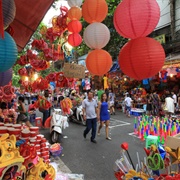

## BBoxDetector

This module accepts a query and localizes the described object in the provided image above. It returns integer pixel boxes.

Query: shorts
[125,106,131,112]
[110,101,114,107]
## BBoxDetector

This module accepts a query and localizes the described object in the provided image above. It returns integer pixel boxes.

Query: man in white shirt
[172,91,177,107]
[124,94,133,117]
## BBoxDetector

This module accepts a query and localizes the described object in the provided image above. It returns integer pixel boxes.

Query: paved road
[39,110,146,180]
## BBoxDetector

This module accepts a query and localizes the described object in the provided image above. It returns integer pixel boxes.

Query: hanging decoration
[82,0,108,24]
[0,68,12,87]
[56,72,68,88]
[83,0,112,76]
[2,0,16,29]
[114,0,165,80]
[83,22,110,49]
[67,3,83,47]
[67,0,83,7]
[113,0,160,39]
[86,50,112,76]
[0,31,17,72]
[67,20,82,33]
[68,33,82,47]
[119,37,165,80]
[68,7,82,21]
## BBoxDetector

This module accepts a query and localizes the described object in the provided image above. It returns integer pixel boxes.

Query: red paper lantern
[68,7,82,21]
[114,0,160,39]
[68,33,82,47]
[119,37,165,80]
[86,49,112,76]
[68,20,82,33]
[82,0,108,23]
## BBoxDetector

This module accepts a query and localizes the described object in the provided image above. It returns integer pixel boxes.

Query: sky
[42,0,70,26]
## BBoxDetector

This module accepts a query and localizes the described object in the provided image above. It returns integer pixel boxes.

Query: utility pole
[170,0,175,40]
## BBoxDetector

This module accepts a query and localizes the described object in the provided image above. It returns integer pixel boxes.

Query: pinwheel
[165,146,180,164]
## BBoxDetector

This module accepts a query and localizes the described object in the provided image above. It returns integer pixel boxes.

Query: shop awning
[11,0,54,52]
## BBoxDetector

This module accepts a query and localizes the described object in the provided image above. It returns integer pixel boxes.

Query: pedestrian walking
[83,91,99,143]
[124,94,133,117]
[97,93,111,140]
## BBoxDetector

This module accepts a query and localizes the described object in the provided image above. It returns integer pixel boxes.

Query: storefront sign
[154,34,165,44]
[63,63,85,79]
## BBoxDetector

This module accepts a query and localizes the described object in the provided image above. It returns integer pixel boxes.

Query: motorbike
[69,105,86,126]
[50,108,69,143]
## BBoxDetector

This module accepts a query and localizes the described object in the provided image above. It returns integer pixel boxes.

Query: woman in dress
[97,93,111,140]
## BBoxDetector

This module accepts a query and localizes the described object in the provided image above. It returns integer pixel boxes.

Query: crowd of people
[123,90,180,118]
[1,86,180,145]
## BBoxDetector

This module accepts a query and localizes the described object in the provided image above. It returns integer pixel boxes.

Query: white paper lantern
[83,22,110,49]
[67,0,83,7]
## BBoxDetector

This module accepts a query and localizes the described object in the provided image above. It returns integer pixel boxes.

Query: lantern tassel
[0,0,4,38]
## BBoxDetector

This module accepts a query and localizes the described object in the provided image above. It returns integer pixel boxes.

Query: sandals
[106,137,112,140]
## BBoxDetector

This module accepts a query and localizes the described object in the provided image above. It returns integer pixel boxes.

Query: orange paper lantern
[82,0,108,23]
[68,20,82,33]
[86,49,112,76]
[68,7,82,21]
[119,37,165,80]
[68,33,82,47]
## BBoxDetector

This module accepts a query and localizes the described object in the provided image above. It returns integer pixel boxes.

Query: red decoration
[56,72,68,88]
[82,0,108,23]
[119,37,165,80]
[68,33,82,47]
[18,68,28,76]
[31,39,48,50]
[34,96,52,110]
[121,142,128,151]
[86,49,112,76]
[46,73,56,83]
[68,7,82,21]
[30,59,49,71]
[68,20,82,33]
[114,0,160,39]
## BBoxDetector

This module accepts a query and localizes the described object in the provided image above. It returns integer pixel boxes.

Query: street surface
[39,110,146,180]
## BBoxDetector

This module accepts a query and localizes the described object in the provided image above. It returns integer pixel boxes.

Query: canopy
[11,0,54,52]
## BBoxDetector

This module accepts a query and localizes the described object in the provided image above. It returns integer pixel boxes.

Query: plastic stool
[145,135,158,149]
[35,117,42,127]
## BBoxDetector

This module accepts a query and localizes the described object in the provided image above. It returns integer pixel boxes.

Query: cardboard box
[166,133,180,149]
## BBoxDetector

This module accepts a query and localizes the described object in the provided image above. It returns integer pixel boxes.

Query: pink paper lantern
[119,37,165,80]
[83,22,110,49]
[68,33,82,47]
[114,0,160,39]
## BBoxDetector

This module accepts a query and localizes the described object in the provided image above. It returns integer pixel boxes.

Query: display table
[130,108,145,116]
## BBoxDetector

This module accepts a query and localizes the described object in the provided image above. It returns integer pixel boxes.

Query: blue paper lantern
[0,68,12,86]
[0,32,17,72]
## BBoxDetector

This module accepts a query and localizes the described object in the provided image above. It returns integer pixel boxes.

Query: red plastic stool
[35,117,42,127]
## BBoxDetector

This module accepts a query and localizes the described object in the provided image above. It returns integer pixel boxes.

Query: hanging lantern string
[0,0,4,38]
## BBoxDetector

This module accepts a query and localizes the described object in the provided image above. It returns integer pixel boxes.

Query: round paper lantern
[68,20,82,33]
[68,7,82,21]
[67,0,83,7]
[0,32,17,72]
[119,37,165,80]
[0,68,12,86]
[68,33,82,47]
[114,0,160,39]
[3,0,16,28]
[86,49,112,76]
[83,22,110,49]
[82,0,108,23]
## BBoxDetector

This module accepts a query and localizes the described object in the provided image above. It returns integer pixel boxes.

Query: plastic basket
[50,146,63,157]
